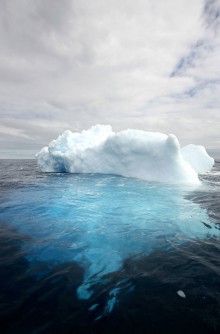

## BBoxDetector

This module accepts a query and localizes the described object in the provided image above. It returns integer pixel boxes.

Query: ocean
[0,158,220,333]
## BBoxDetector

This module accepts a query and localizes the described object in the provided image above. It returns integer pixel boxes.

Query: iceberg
[181,144,214,174]
[36,125,214,184]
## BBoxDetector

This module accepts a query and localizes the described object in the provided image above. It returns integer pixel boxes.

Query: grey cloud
[203,0,220,30]
[0,0,220,158]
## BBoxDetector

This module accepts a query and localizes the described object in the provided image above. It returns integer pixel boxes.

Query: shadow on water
[1,223,220,334]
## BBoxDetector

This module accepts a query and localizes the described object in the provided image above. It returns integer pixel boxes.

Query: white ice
[36,125,214,184]
[181,144,214,173]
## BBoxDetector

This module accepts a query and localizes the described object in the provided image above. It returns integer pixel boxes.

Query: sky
[0,0,220,158]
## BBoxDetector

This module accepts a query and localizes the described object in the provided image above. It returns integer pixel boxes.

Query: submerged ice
[36,125,214,184]
[1,173,219,301]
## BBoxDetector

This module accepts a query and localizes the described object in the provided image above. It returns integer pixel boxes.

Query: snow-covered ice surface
[181,144,214,173]
[36,125,214,184]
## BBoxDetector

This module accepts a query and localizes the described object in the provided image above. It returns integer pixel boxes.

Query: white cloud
[0,0,220,157]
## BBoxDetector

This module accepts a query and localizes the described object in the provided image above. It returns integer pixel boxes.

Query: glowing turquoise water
[0,172,218,300]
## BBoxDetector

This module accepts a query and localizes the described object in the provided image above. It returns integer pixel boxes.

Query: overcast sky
[0,0,220,158]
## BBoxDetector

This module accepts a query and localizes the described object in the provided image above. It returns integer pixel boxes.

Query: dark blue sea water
[0,159,220,333]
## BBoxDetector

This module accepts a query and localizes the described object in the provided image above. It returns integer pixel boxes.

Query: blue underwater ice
[0,173,218,300]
